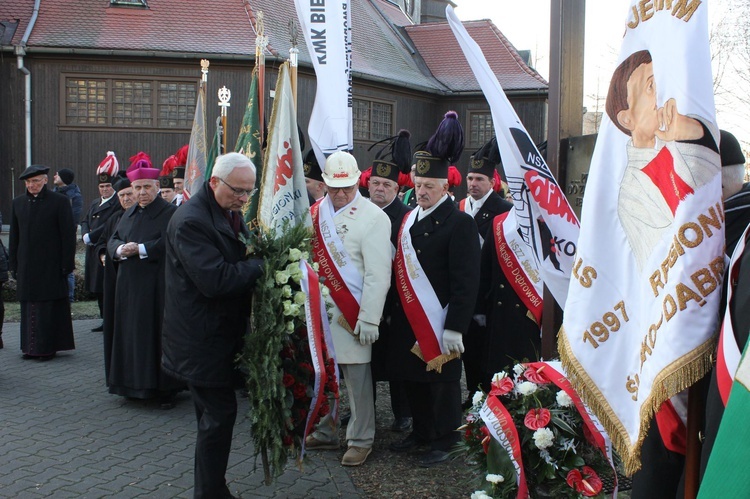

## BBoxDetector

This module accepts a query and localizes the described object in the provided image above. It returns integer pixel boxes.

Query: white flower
[533,427,555,449]
[485,474,505,484]
[282,300,294,316]
[539,448,559,469]
[282,285,293,298]
[556,390,574,408]
[289,303,302,317]
[491,372,508,383]
[286,321,295,333]
[321,285,331,297]
[312,261,320,272]
[275,270,290,285]
[560,437,577,453]
[472,391,485,407]
[517,381,538,396]
[288,248,302,262]
[513,363,525,376]
[294,291,307,305]
[301,251,310,261]
[471,492,493,499]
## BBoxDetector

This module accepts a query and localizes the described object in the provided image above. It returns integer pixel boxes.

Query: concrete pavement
[0,319,362,498]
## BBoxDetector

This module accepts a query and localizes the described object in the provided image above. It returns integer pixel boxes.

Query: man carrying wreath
[305,151,392,467]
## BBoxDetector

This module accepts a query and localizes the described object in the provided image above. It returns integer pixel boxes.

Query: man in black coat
[389,150,480,467]
[9,165,76,360]
[81,157,122,332]
[162,152,263,498]
[459,138,513,400]
[107,154,180,403]
[367,160,413,433]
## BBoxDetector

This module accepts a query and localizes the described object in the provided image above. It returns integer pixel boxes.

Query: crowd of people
[2,115,748,497]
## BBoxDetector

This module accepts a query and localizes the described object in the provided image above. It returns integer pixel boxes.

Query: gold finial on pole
[218,86,231,154]
[289,19,299,109]
[200,59,209,83]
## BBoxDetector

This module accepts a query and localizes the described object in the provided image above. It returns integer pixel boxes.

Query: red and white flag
[257,62,312,233]
[558,1,722,473]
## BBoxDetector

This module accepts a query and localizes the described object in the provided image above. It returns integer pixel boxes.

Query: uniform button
[514,304,520,308]
[424,233,429,237]
[497,301,502,306]
[417,249,421,254]
[435,221,440,225]
[499,284,505,289]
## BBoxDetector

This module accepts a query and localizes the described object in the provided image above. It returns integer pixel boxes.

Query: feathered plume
[368,129,413,173]
[398,171,413,188]
[426,111,464,164]
[175,145,189,167]
[360,167,372,188]
[129,151,153,169]
[447,165,462,188]
[492,170,503,193]
[473,136,501,165]
[97,151,119,176]
[161,155,179,176]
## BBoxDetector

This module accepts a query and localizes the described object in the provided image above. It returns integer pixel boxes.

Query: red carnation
[480,426,491,454]
[282,435,293,446]
[293,383,308,399]
[566,467,603,497]
[281,346,295,359]
[319,403,330,417]
[489,375,514,396]
[524,366,551,384]
[524,408,551,430]
[299,362,314,374]
[282,373,295,388]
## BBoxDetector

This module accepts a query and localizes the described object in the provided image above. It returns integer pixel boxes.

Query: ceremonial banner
[257,62,312,233]
[235,67,264,226]
[294,0,353,165]
[205,116,222,180]
[446,6,579,306]
[184,80,208,200]
[558,1,722,473]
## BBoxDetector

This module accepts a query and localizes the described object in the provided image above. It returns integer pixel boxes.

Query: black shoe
[418,449,450,467]
[0,336,3,349]
[38,353,56,361]
[22,354,35,360]
[91,323,104,332]
[159,397,176,410]
[390,417,412,433]
[340,409,351,426]
[389,433,425,453]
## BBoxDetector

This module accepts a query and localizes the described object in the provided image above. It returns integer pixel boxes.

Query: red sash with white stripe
[716,225,749,405]
[394,209,458,372]
[492,212,543,324]
[480,395,529,499]
[311,199,362,331]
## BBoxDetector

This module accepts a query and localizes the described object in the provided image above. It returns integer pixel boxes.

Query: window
[468,111,495,148]
[353,98,393,141]
[63,75,196,130]
[110,0,148,7]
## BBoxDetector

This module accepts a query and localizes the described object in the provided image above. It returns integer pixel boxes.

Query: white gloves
[472,314,487,327]
[354,321,380,346]
[442,329,464,354]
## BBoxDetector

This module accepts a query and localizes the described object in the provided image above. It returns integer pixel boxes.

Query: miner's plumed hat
[413,111,464,179]
[368,129,412,183]
[19,165,50,180]
[469,136,502,179]
[97,151,119,184]
[113,176,131,192]
[303,149,324,182]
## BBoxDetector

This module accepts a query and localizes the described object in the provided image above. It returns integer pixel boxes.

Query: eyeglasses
[219,178,257,198]
[327,185,358,194]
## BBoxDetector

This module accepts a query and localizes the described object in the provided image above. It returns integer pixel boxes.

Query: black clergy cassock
[9,187,76,356]
[107,196,181,398]
[94,206,125,382]
[81,195,122,294]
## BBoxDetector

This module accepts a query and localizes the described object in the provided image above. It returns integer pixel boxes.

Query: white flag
[258,62,312,233]
[559,1,722,474]
[294,0,353,163]
[446,5,580,307]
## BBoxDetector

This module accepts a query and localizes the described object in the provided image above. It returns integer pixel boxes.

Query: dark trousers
[404,379,462,451]
[189,384,237,499]
[463,321,486,396]
[96,292,103,318]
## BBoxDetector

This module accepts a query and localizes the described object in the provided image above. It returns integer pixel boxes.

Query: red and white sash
[394,209,457,372]
[716,225,750,405]
[311,198,363,331]
[492,211,543,324]
[480,395,529,499]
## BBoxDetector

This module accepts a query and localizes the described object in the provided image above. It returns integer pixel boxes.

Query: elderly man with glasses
[305,151,392,467]
[162,152,264,498]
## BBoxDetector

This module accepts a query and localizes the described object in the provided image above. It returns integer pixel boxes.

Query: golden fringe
[557,325,716,476]
[410,342,460,374]
[526,310,539,326]
[337,315,355,335]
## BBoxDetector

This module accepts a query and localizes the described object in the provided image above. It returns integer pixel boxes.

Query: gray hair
[212,152,256,180]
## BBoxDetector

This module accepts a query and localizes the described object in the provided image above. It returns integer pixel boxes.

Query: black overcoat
[476,217,542,375]
[161,183,263,387]
[472,192,513,242]
[81,196,122,293]
[95,207,124,382]
[106,196,178,398]
[9,187,76,301]
[389,196,480,382]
